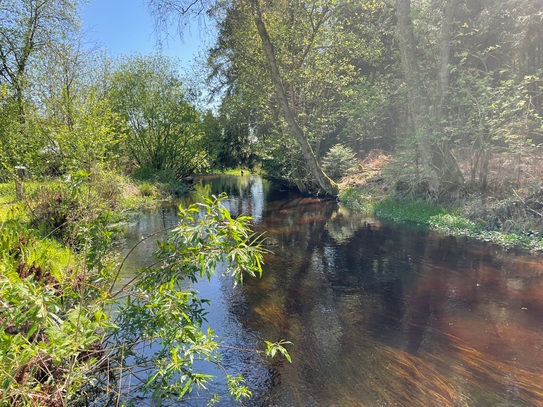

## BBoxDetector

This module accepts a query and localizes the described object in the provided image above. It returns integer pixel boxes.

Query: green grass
[374,198,446,225]
[340,187,543,252]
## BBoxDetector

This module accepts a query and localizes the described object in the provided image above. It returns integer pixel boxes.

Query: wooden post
[14,165,27,200]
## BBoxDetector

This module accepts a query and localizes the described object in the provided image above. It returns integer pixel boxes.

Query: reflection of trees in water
[243,193,543,406]
[246,197,342,406]
[188,175,265,222]
[125,176,543,406]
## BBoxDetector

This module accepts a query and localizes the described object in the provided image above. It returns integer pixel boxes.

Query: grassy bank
[0,171,169,405]
[0,170,279,406]
[340,187,543,252]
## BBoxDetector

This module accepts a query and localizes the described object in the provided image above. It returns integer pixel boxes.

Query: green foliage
[202,106,258,172]
[27,169,123,270]
[51,91,126,173]
[339,187,376,214]
[265,340,292,363]
[428,213,482,236]
[429,213,543,252]
[108,55,208,179]
[131,166,191,198]
[107,194,271,404]
[322,144,359,181]
[0,218,111,407]
[1,188,291,405]
[343,187,543,252]
[341,73,400,152]
[373,198,446,225]
[202,0,396,188]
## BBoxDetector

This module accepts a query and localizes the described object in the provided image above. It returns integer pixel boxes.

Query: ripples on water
[121,175,543,406]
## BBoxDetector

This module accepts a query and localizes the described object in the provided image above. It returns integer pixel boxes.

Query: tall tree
[148,0,341,195]
[0,0,81,122]
[396,0,464,194]
[249,0,338,195]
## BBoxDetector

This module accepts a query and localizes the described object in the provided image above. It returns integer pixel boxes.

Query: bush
[1,193,290,406]
[339,187,376,213]
[322,144,358,181]
[27,170,123,271]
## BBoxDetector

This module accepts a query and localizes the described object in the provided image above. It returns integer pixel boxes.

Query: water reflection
[246,196,543,406]
[121,175,543,406]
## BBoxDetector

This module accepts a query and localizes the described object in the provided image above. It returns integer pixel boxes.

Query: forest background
[1,0,543,405]
[1,0,542,224]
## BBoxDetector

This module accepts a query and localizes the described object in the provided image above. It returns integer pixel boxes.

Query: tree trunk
[251,0,338,196]
[396,0,463,195]
[396,0,440,193]
[434,0,464,189]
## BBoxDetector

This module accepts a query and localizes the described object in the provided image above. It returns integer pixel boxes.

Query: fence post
[14,165,27,200]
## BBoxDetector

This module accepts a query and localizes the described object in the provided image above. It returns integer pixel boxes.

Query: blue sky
[82,0,209,68]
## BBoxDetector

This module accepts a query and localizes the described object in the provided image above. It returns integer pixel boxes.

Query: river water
[121,175,543,406]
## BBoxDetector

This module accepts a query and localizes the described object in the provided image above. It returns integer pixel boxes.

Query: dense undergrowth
[0,170,283,406]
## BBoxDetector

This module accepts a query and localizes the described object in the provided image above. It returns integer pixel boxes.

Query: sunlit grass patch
[0,182,14,201]
[428,213,482,235]
[0,183,19,222]
[374,198,446,225]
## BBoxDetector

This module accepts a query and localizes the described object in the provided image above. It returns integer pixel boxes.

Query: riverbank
[338,151,543,253]
[0,171,274,406]
[0,171,174,405]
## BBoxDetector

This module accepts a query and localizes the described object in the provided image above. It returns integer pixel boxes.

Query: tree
[0,0,81,123]
[249,0,339,195]
[202,102,258,171]
[26,34,125,174]
[396,0,464,195]
[148,0,343,195]
[107,55,208,179]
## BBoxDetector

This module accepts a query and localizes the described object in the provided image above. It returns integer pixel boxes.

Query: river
[120,174,543,406]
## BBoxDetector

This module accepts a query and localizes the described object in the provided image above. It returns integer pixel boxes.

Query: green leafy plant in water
[265,340,292,363]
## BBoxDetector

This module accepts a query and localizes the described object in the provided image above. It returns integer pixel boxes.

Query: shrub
[0,194,290,406]
[26,170,123,272]
[322,144,358,181]
[339,187,376,213]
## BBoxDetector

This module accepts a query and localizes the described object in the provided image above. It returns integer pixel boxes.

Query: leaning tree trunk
[251,0,338,196]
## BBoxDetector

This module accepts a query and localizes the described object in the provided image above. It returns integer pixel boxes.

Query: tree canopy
[108,55,208,179]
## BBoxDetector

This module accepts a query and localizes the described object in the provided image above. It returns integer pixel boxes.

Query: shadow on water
[120,175,543,406]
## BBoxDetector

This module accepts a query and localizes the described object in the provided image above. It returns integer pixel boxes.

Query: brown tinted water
[122,175,543,406]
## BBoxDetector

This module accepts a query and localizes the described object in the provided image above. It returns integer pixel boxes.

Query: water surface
[122,175,543,406]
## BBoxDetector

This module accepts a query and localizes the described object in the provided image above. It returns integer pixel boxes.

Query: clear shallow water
[120,175,543,406]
